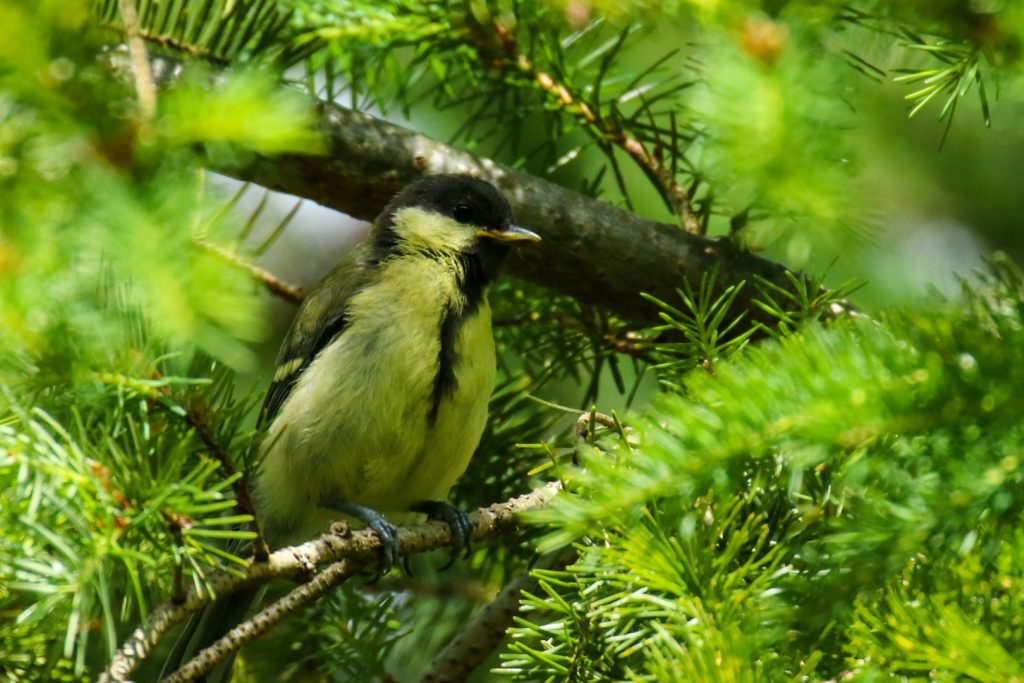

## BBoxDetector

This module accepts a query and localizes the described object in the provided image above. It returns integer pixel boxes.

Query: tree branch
[489,23,702,235]
[117,0,157,126]
[100,483,560,683]
[162,559,357,683]
[223,102,844,328]
[177,397,270,560]
[198,238,306,304]
[417,551,574,683]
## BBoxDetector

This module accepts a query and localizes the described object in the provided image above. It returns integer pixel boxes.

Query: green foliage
[455,374,567,510]
[0,2,320,679]
[504,257,1024,680]
[752,269,862,338]
[641,267,860,387]
[503,502,796,681]
[159,70,324,155]
[839,1,1024,152]
[691,16,869,254]
[0,363,260,678]
[289,0,701,213]
[241,588,402,681]
[0,4,322,383]
[893,35,990,124]
[490,277,645,408]
[95,0,302,65]
[641,269,756,383]
[4,0,1024,681]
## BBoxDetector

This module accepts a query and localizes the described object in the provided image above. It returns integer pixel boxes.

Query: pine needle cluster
[506,257,1024,680]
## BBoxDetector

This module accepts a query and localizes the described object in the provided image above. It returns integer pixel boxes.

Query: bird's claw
[321,499,401,577]
[412,500,475,570]
[402,554,414,577]
[365,514,400,576]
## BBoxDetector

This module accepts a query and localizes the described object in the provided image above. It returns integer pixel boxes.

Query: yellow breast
[255,254,496,546]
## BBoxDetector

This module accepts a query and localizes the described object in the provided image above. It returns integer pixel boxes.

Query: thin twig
[484,23,702,235]
[602,330,654,356]
[179,403,269,561]
[100,483,560,683]
[101,22,230,64]
[493,312,655,359]
[576,410,620,438]
[198,239,306,304]
[117,0,157,126]
[91,370,272,560]
[162,559,356,683]
[417,551,575,683]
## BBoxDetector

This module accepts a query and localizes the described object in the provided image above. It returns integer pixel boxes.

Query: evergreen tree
[2,1,1023,681]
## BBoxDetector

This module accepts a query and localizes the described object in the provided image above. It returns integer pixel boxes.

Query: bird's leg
[411,500,475,569]
[321,499,400,575]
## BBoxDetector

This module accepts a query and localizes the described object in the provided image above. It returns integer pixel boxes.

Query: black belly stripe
[428,256,489,424]
[429,303,462,423]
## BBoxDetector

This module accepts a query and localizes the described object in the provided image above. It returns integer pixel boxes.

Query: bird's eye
[452,203,474,224]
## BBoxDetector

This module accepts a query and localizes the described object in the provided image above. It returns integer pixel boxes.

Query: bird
[162,174,540,681]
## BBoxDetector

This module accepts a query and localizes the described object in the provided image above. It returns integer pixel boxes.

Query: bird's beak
[476,225,542,243]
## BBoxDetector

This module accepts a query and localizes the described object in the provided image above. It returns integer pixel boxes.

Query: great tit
[164,174,539,682]
[255,173,539,559]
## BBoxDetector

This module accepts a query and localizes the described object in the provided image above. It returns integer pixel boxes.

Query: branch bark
[223,102,823,327]
[161,559,357,683]
[417,550,574,683]
[100,483,560,683]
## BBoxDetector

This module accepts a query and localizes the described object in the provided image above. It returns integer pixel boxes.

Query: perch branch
[100,483,560,683]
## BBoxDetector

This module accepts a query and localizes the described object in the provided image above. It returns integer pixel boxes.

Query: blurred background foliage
[2,0,1024,681]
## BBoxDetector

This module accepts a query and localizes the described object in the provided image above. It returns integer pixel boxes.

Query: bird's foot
[412,500,475,570]
[321,499,400,576]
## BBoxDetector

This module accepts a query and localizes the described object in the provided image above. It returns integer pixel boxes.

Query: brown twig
[576,410,620,439]
[162,510,191,605]
[100,483,561,683]
[117,0,157,126]
[484,22,702,235]
[161,559,356,683]
[417,550,575,683]
[102,22,229,65]
[602,330,655,356]
[198,239,306,304]
[179,402,270,561]
[494,310,656,359]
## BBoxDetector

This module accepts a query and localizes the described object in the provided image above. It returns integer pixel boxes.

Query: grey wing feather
[258,242,373,428]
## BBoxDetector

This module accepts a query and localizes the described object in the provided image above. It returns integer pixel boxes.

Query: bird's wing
[258,242,374,428]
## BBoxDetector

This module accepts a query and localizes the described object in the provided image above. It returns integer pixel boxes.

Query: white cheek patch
[391,207,477,253]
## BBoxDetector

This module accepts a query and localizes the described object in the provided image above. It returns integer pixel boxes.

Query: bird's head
[371,174,540,279]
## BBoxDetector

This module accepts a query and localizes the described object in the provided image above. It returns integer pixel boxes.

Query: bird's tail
[159,585,263,683]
